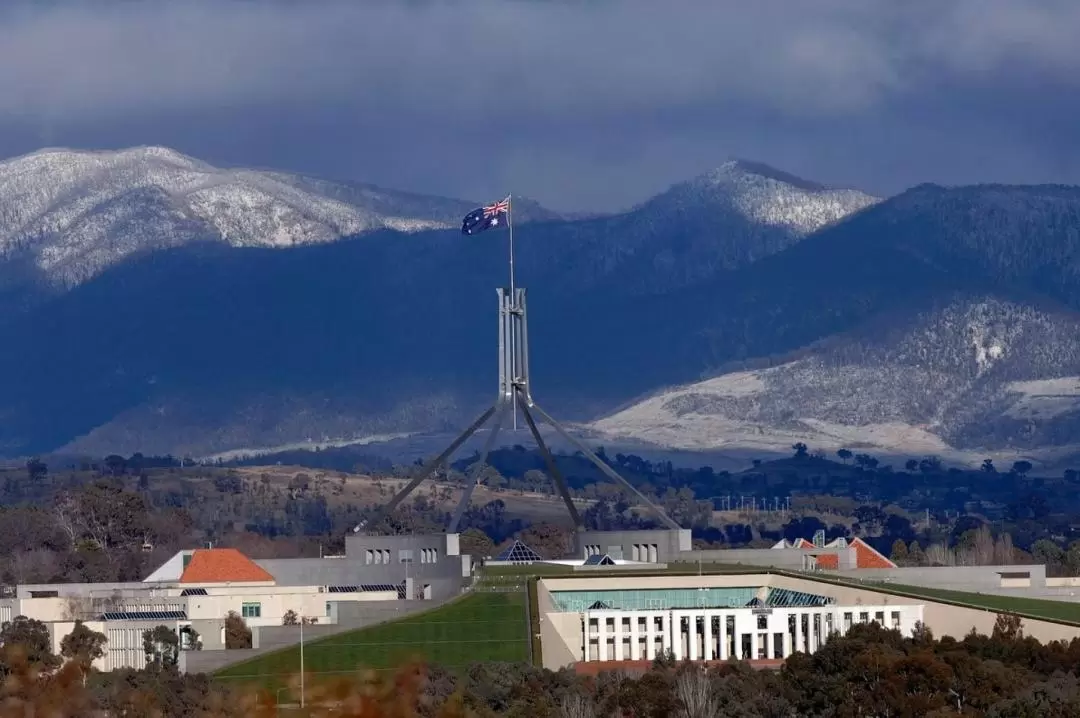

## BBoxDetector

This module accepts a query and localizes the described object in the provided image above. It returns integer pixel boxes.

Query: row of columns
[582,607,904,663]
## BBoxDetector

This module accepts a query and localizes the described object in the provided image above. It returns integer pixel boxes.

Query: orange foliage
[0,648,468,718]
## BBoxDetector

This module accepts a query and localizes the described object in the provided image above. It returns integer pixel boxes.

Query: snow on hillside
[0,146,475,287]
[590,296,1080,460]
[637,159,880,236]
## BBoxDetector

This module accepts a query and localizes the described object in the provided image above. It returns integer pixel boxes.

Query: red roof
[815,553,839,570]
[179,548,275,584]
[786,536,897,570]
[848,537,896,569]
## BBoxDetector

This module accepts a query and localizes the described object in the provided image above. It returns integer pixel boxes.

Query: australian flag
[461,197,510,235]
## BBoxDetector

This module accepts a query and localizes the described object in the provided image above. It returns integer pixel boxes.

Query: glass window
[757,614,768,630]
[241,602,261,619]
[326,602,331,616]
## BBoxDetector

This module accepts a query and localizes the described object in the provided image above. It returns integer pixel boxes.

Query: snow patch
[1005,377,1080,419]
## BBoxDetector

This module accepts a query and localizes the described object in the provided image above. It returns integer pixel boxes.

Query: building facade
[2,532,472,673]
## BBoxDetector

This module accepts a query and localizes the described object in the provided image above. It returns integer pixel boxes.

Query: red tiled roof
[849,537,896,569]
[179,548,275,584]
[815,553,839,570]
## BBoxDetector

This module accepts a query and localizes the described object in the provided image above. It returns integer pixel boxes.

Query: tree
[890,539,910,565]
[792,442,809,460]
[224,611,252,649]
[992,612,1024,641]
[0,615,59,671]
[283,609,299,626]
[142,625,179,669]
[25,457,47,481]
[904,459,919,472]
[982,458,996,473]
[907,541,926,566]
[60,620,106,683]
[1012,460,1033,477]
[836,449,852,464]
[1065,469,1079,483]
[459,528,495,558]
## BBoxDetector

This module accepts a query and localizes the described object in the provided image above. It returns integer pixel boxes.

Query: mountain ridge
[19,151,1080,463]
[0,150,883,457]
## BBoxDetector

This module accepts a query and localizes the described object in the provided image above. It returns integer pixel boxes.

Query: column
[669,612,679,660]
[705,611,715,661]
[647,614,658,660]
[795,610,806,653]
[630,613,640,661]
[719,614,729,660]
[781,612,793,658]
[749,630,758,661]
[583,617,591,661]
[686,613,697,661]
[614,617,624,661]
[598,616,609,661]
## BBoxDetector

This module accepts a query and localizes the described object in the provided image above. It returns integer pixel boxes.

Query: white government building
[534,572,1080,669]
[549,583,922,662]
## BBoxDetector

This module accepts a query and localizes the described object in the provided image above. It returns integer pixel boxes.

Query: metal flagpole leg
[355,403,498,532]
[447,400,509,533]
[519,399,582,527]
[526,401,682,531]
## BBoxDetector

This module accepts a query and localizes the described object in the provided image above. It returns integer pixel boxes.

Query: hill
[0,156,875,457]
[589,183,1080,462]
[0,145,505,302]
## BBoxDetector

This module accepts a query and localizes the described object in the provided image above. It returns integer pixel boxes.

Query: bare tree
[675,665,717,718]
[559,693,595,718]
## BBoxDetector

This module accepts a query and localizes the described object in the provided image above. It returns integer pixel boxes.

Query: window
[757,614,768,630]
[365,549,374,565]
[859,612,869,624]
[326,602,331,617]
[891,611,901,629]
[241,602,261,619]
[874,612,884,625]
[843,612,853,631]
[399,549,414,564]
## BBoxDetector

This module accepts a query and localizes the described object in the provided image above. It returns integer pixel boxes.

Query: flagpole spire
[507,193,515,296]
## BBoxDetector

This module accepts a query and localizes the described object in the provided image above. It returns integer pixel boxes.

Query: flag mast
[506,194,517,431]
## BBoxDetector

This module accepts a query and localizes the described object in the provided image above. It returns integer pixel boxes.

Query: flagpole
[507,194,515,295]
[507,194,517,431]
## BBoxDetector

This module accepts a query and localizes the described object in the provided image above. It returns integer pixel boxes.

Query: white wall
[185,590,397,627]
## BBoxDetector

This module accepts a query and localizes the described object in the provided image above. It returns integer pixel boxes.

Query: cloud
[0,0,1078,210]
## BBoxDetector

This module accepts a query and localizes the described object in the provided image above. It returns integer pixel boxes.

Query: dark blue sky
[1,0,1078,211]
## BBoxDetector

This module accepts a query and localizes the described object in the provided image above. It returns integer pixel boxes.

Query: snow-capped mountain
[18,154,1080,463]
[590,296,1080,463]
[0,146,479,289]
[633,159,878,236]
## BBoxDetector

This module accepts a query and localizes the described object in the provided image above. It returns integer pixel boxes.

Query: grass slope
[214,591,529,692]
[870,583,1080,624]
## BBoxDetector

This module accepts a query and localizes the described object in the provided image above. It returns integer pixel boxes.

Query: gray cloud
[0,0,1078,210]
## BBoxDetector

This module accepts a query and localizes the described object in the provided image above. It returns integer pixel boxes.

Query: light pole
[299,610,305,709]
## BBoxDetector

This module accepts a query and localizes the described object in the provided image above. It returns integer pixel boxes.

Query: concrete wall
[183,589,396,628]
[574,530,690,563]
[765,573,1080,646]
[685,549,813,570]
[836,565,1049,593]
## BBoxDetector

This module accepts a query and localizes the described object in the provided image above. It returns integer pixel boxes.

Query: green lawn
[214,590,529,692]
